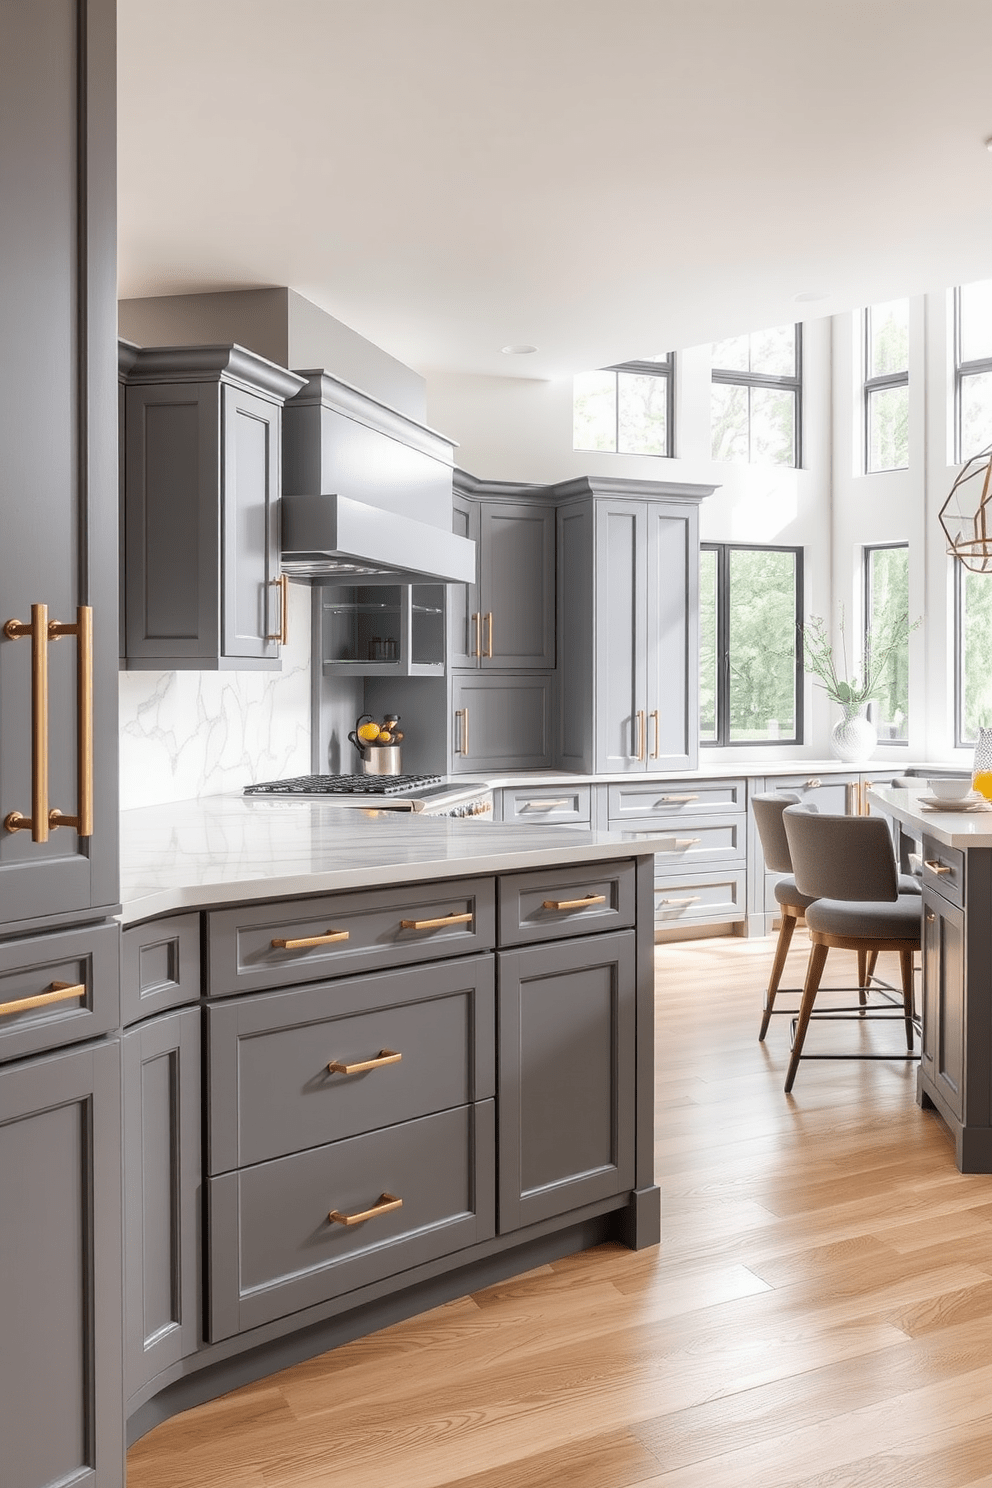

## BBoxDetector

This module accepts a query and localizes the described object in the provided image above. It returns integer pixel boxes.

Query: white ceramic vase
[830,703,877,764]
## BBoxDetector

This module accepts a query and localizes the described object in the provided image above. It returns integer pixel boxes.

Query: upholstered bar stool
[752,792,816,1041]
[781,805,922,1094]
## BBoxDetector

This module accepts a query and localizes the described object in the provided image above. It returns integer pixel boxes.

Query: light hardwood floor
[126,935,992,1488]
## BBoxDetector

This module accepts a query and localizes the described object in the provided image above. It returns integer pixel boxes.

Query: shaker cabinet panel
[451,673,553,772]
[479,503,555,669]
[645,502,696,769]
[448,493,481,669]
[221,385,283,662]
[594,504,646,773]
[922,889,965,1123]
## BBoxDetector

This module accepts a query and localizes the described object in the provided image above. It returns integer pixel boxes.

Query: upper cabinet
[450,487,555,671]
[120,344,306,671]
[555,478,713,775]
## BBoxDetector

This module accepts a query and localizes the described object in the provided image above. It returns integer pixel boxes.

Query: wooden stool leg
[785,940,829,1094]
[866,948,879,983]
[900,946,916,1050]
[759,911,796,1041]
[857,948,868,1010]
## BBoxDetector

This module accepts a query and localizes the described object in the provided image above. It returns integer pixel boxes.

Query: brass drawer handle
[805,778,822,789]
[329,1192,403,1227]
[472,612,481,658]
[271,929,350,950]
[399,912,473,930]
[636,709,646,762]
[522,799,571,810]
[926,911,936,923]
[542,893,607,911]
[924,861,953,875]
[650,709,660,759]
[455,708,469,754]
[484,611,494,659]
[328,1049,402,1076]
[656,895,701,905]
[674,837,701,848]
[266,574,289,643]
[660,794,698,803]
[0,980,85,1018]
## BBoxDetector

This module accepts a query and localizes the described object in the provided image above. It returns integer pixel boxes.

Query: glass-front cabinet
[318,585,446,676]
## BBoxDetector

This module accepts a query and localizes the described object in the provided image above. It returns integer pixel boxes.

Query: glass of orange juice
[973,727,992,800]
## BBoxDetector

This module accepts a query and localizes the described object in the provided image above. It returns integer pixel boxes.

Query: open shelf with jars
[317,584,446,676]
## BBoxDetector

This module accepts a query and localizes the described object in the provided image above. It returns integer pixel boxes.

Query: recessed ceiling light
[793,290,830,303]
[501,344,537,355]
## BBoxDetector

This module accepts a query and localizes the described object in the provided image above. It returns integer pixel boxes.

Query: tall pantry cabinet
[0,3,123,1486]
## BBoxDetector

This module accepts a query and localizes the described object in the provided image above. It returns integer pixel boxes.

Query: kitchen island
[869,785,992,1173]
[119,796,666,1441]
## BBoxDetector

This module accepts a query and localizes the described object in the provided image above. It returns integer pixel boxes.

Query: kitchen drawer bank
[122,854,659,1444]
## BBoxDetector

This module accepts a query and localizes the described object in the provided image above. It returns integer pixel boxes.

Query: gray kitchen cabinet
[449,491,482,669]
[449,488,555,671]
[121,344,306,670]
[123,1007,201,1407]
[315,583,446,676]
[498,930,635,1231]
[922,886,965,1125]
[555,481,711,775]
[0,1037,123,1488]
[451,672,553,771]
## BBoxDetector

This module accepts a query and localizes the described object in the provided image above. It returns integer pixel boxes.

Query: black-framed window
[711,325,802,467]
[955,280,992,461]
[700,543,804,747]
[573,355,674,456]
[864,301,909,472]
[955,558,992,746]
[864,544,909,743]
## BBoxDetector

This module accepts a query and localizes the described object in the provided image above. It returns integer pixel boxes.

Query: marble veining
[118,582,311,810]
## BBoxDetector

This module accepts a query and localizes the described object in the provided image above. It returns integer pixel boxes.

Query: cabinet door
[451,673,552,772]
[594,502,648,772]
[0,1038,122,1488]
[922,890,965,1122]
[123,1008,201,1402]
[479,502,555,669]
[449,493,481,668]
[0,0,118,933]
[645,501,697,770]
[222,385,282,662]
[498,931,635,1231]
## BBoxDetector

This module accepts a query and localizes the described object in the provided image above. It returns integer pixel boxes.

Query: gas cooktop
[244,773,445,797]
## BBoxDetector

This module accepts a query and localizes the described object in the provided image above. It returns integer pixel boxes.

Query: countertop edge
[868,786,992,848]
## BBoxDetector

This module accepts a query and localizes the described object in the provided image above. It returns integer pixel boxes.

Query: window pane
[573,371,616,451]
[711,381,749,462]
[750,325,796,378]
[728,549,797,742]
[711,335,749,373]
[867,547,910,743]
[868,384,909,471]
[960,370,992,460]
[617,372,668,456]
[868,300,909,377]
[959,280,992,364]
[699,549,718,742]
[750,386,796,466]
[960,566,992,744]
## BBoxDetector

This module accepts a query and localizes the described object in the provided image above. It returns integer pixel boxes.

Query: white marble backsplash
[118,581,312,809]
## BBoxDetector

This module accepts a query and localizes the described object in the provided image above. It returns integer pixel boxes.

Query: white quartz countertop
[483,758,936,787]
[868,785,992,848]
[119,794,673,925]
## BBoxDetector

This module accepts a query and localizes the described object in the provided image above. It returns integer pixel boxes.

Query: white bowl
[925,777,974,800]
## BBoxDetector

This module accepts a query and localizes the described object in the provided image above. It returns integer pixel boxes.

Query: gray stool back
[750,792,801,873]
[783,806,899,904]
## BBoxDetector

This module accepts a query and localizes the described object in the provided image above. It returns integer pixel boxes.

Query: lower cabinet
[498,930,635,1231]
[921,887,965,1122]
[450,672,553,771]
[0,1039,123,1488]
[123,1007,201,1403]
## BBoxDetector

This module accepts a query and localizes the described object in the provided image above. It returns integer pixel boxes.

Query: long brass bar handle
[328,1049,402,1076]
[473,613,481,658]
[542,894,607,911]
[48,606,94,837]
[265,575,289,644]
[660,794,698,803]
[924,861,953,875]
[485,612,493,659]
[329,1192,403,1227]
[650,710,660,759]
[3,603,50,841]
[400,912,474,930]
[0,980,85,1018]
[674,838,701,848]
[657,895,701,905]
[271,929,350,950]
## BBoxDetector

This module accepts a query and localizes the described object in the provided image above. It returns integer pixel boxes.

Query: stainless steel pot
[362,746,402,776]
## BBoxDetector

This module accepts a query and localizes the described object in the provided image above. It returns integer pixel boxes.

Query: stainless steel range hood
[281,493,476,584]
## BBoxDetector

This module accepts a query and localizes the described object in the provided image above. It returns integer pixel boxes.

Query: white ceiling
[118,0,992,380]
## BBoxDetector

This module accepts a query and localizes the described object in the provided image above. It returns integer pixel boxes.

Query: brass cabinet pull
[400,911,474,930]
[328,1049,402,1076]
[484,612,493,659]
[271,929,350,950]
[636,710,646,762]
[926,911,936,923]
[473,612,481,658]
[660,794,698,803]
[650,709,660,759]
[455,707,469,755]
[656,895,701,905]
[0,980,85,1018]
[329,1192,403,1227]
[805,778,822,790]
[522,799,570,810]
[4,603,93,840]
[674,837,701,848]
[266,574,289,644]
[924,861,953,875]
[542,893,607,911]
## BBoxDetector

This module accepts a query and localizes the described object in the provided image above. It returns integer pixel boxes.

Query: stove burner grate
[244,773,444,797]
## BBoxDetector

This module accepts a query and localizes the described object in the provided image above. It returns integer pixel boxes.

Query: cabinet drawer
[654,869,747,926]
[206,955,495,1173]
[206,877,496,996]
[763,774,860,815]
[644,814,746,868]
[0,922,120,1065]
[922,836,965,908]
[498,860,635,947]
[501,785,591,826]
[207,1101,496,1340]
[122,913,201,1026]
[607,778,745,822]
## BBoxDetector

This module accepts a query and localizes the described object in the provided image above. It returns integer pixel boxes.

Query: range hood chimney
[281,369,474,585]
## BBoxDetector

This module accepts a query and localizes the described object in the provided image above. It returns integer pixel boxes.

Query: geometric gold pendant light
[939,446,992,573]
